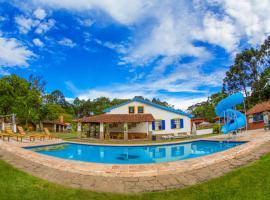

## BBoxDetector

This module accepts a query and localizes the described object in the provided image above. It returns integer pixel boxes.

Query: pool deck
[0,129,270,193]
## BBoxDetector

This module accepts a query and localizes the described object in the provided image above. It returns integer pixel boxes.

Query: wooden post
[54,124,57,132]
[77,122,82,132]
[100,122,104,140]
[124,122,128,141]
[147,122,152,140]
[12,113,16,133]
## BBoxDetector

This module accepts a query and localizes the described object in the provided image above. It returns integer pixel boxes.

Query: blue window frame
[152,120,165,130]
[171,118,184,129]
[137,106,144,113]
[128,106,135,113]
[253,113,263,122]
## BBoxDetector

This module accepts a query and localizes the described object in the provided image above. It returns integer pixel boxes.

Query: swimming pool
[25,140,246,164]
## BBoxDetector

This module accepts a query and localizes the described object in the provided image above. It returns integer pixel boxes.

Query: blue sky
[0,0,270,110]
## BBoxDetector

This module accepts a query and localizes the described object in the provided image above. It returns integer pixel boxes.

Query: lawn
[0,152,270,200]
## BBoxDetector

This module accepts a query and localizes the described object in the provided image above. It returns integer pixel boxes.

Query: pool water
[25,140,245,164]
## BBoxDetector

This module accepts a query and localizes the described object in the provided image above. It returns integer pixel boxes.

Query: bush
[212,124,221,134]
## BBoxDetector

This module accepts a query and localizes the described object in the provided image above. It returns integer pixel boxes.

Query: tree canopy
[0,75,173,127]
[190,36,270,121]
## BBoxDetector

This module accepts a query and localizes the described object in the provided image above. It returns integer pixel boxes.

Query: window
[137,106,144,113]
[171,118,184,129]
[253,113,263,122]
[152,120,165,130]
[128,106,135,113]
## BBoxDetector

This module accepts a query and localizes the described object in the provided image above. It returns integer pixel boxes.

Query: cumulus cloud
[33,0,151,25]
[58,38,76,48]
[35,19,55,34]
[15,16,37,34]
[68,59,225,109]
[207,0,270,45]
[32,38,44,47]
[10,0,270,107]
[193,13,239,52]
[34,8,47,20]
[0,37,34,67]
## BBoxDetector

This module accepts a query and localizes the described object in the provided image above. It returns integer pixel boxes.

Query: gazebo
[74,114,154,141]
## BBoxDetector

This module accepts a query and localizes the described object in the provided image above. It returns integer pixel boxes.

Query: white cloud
[34,8,47,20]
[58,38,76,48]
[0,37,34,67]
[0,16,5,22]
[78,18,94,27]
[68,60,225,109]
[35,19,55,34]
[193,13,239,52]
[30,0,270,71]
[33,0,151,25]
[32,38,44,47]
[13,0,270,107]
[15,10,54,35]
[15,16,37,34]
[207,0,270,45]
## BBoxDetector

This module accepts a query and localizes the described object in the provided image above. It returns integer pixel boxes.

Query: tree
[0,75,43,126]
[151,98,170,107]
[187,92,227,122]
[42,104,65,121]
[44,90,68,108]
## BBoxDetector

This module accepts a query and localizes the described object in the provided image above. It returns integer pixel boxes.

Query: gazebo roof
[74,114,154,123]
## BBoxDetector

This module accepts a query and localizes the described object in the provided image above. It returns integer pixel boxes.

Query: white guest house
[75,98,192,140]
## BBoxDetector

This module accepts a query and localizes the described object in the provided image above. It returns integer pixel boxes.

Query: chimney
[59,115,64,123]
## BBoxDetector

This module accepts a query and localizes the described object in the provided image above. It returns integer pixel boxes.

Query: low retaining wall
[196,128,213,135]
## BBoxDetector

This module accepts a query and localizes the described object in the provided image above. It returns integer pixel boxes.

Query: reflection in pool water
[26,140,245,164]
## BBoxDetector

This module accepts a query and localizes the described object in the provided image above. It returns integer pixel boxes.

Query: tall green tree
[0,75,43,126]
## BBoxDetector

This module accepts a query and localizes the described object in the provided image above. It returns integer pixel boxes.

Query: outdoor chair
[0,131,12,141]
[17,126,45,142]
[44,128,57,139]
[162,134,174,140]
[173,132,188,139]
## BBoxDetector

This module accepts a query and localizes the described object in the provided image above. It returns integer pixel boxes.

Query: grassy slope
[0,152,270,200]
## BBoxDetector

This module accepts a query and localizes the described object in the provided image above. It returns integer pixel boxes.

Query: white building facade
[76,98,192,140]
[105,99,192,136]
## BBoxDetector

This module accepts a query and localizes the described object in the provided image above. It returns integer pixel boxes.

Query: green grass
[54,132,78,140]
[1,152,270,200]
[55,132,218,144]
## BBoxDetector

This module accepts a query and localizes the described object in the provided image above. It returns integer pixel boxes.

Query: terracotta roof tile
[246,101,270,115]
[74,114,154,123]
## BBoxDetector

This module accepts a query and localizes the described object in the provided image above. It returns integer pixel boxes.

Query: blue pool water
[25,140,245,164]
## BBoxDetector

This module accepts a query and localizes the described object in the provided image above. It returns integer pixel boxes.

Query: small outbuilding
[246,101,270,130]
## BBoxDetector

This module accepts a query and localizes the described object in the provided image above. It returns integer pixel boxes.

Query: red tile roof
[246,101,270,115]
[74,114,154,123]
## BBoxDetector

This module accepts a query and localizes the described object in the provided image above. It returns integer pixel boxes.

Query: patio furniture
[44,128,57,139]
[162,134,174,140]
[173,132,188,139]
[17,126,45,142]
[0,131,12,141]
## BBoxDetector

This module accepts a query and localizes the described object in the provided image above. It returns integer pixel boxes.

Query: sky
[0,0,270,110]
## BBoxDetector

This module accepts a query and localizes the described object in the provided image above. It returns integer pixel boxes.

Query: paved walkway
[0,130,270,193]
